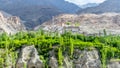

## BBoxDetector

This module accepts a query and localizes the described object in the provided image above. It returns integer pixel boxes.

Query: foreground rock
[15,45,120,68]
[107,59,120,68]
[16,45,43,68]
[48,48,101,68]
[73,49,101,68]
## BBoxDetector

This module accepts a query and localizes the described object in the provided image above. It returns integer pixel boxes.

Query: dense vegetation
[0,30,120,68]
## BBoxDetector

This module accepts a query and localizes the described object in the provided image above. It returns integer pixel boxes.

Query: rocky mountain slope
[39,13,120,35]
[77,0,120,14]
[0,11,26,34]
[0,0,80,29]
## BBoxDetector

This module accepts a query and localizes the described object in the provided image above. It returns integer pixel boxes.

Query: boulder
[63,57,73,68]
[48,50,58,68]
[16,45,43,68]
[48,48,101,68]
[73,49,101,68]
[49,56,58,68]
[107,59,120,68]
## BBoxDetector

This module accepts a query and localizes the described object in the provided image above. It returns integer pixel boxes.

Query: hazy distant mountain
[49,0,80,13]
[0,0,80,29]
[77,0,120,14]
[0,0,80,13]
[80,3,98,8]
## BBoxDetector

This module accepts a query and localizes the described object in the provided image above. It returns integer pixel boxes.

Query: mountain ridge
[0,11,26,34]
[80,3,99,9]
[77,0,120,14]
[0,0,81,29]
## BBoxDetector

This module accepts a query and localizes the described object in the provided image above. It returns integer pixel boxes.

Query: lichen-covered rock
[107,59,120,68]
[63,57,73,68]
[49,57,73,68]
[48,50,58,68]
[48,48,101,68]
[49,56,58,68]
[73,49,101,68]
[16,45,43,68]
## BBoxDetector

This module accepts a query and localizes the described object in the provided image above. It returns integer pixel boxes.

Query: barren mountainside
[0,11,26,34]
[0,0,80,29]
[41,13,120,34]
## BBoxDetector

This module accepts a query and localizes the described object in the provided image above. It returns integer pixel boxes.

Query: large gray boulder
[49,56,58,68]
[107,59,120,68]
[16,45,43,68]
[63,57,73,68]
[48,48,101,68]
[48,50,58,68]
[73,49,101,68]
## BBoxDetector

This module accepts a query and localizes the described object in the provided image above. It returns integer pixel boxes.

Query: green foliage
[0,31,120,68]
[24,62,27,68]
[66,22,71,25]
[70,38,74,58]
[0,58,3,68]
[58,47,63,66]
[100,47,107,68]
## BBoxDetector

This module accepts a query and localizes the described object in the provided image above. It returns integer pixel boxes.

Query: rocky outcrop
[0,11,26,34]
[16,45,43,68]
[73,49,101,68]
[107,59,120,68]
[48,48,101,68]
[49,56,58,68]
[14,45,120,68]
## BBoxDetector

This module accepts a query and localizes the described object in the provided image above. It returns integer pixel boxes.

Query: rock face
[49,56,58,68]
[0,11,26,34]
[73,49,101,68]
[48,48,101,68]
[16,45,43,68]
[15,45,120,68]
[48,50,59,68]
[107,60,120,68]
[39,13,120,35]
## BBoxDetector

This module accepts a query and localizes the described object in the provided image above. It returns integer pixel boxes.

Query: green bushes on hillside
[0,30,120,68]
